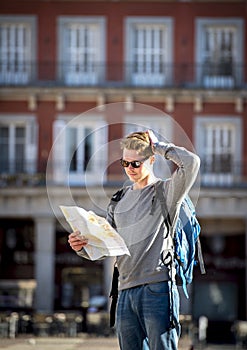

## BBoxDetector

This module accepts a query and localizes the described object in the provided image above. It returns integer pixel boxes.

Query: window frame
[125,17,173,87]
[0,15,37,85]
[0,115,38,174]
[195,116,242,186]
[195,18,244,88]
[57,16,106,86]
[53,114,108,185]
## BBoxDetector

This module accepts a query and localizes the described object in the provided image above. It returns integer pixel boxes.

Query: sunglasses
[120,157,148,168]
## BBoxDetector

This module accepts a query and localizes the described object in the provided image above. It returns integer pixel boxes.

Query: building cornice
[0,185,246,219]
[0,87,246,112]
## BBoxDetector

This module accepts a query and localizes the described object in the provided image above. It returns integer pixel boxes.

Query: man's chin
[128,174,138,180]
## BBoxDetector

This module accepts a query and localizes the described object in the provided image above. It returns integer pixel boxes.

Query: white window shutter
[87,122,107,185]
[26,120,38,174]
[98,122,108,171]
[53,119,67,183]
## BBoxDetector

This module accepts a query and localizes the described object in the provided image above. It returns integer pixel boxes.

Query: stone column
[34,217,55,312]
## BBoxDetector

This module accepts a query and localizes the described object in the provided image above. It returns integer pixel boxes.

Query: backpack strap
[109,263,119,328]
[107,186,130,229]
[108,186,129,327]
[111,187,129,202]
[196,238,206,275]
[153,180,172,231]
[154,180,177,329]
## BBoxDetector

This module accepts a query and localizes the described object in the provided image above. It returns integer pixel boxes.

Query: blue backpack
[154,180,206,298]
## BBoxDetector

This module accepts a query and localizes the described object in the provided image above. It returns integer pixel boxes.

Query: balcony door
[0,116,37,174]
[58,17,105,86]
[125,17,173,87]
[195,117,242,186]
[0,16,36,85]
[53,116,107,185]
[196,19,243,89]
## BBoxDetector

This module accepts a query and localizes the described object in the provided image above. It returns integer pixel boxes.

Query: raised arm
[148,130,200,223]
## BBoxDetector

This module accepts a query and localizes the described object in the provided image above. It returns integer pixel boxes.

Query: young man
[68,130,200,350]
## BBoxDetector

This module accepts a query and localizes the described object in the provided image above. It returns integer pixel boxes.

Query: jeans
[116,281,180,350]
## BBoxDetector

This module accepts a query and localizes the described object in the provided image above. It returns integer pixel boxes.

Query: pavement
[0,335,237,350]
[0,336,118,350]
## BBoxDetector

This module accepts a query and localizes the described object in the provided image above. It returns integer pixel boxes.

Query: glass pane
[0,126,9,172]
[203,26,235,76]
[15,127,25,172]
[204,124,233,175]
[0,24,30,74]
[67,128,77,172]
[15,145,25,172]
[67,24,96,74]
[84,128,93,171]
[132,24,166,78]
[16,126,25,138]
[0,126,9,138]
[211,153,231,173]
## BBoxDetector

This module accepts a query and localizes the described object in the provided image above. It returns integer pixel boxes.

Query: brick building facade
[0,0,247,342]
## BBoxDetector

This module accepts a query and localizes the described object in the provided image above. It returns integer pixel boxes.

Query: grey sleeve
[76,247,106,261]
[76,248,91,260]
[153,142,200,224]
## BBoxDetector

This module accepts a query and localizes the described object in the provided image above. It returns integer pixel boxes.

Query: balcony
[0,160,45,187]
[0,160,246,188]
[200,160,247,188]
[0,61,246,90]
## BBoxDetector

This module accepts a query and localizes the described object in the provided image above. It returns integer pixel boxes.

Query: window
[125,17,173,87]
[58,17,106,86]
[53,115,107,185]
[195,117,242,186]
[0,16,36,85]
[0,116,38,174]
[196,19,244,88]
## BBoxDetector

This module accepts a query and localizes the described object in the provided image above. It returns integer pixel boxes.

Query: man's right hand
[146,129,159,151]
[68,231,88,252]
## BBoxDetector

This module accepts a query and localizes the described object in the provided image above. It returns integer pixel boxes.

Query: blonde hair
[120,131,154,157]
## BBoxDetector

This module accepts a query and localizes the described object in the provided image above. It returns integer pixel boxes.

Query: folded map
[60,205,130,260]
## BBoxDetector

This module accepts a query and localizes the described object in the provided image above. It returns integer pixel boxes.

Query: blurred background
[0,0,246,347]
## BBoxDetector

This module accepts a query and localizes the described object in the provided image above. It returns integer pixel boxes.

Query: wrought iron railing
[0,160,246,188]
[200,159,247,188]
[0,61,246,89]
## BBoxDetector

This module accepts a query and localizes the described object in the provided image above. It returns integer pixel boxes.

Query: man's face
[122,148,151,183]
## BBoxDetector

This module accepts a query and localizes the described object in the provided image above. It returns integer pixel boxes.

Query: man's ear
[150,155,155,165]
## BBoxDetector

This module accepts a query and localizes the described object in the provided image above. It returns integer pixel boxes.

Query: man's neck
[133,174,157,190]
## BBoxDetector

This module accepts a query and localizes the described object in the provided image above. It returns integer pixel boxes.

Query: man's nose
[127,163,135,169]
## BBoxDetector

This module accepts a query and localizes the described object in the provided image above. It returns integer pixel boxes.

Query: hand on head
[146,129,159,147]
